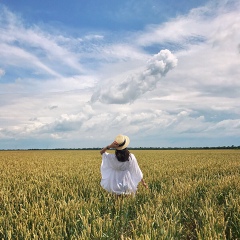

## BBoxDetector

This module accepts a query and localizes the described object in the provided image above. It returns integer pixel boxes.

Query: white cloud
[100,44,147,61]
[205,119,240,136]
[91,49,178,104]
[0,68,5,77]
[51,133,61,139]
[84,34,104,41]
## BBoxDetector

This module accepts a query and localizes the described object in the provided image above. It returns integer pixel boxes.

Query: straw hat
[115,134,130,150]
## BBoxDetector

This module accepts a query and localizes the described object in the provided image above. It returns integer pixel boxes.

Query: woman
[100,134,148,195]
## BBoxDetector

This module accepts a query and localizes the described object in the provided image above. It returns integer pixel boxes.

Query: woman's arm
[100,145,110,155]
[100,141,119,155]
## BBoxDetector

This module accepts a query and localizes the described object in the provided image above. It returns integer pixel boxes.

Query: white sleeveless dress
[100,152,143,195]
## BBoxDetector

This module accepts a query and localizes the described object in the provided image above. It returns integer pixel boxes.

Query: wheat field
[0,149,239,239]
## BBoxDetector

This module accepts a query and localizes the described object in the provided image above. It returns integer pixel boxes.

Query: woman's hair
[115,148,131,162]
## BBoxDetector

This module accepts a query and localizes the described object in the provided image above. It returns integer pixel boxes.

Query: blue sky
[0,0,240,149]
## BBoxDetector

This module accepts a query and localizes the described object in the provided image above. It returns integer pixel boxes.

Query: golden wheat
[0,150,239,239]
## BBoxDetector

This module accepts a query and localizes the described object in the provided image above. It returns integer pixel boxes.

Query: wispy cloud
[0,6,85,80]
[136,1,240,51]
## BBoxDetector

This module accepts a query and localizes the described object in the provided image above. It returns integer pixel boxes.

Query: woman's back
[100,152,143,194]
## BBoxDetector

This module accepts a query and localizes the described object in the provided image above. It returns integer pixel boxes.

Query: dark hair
[115,148,131,162]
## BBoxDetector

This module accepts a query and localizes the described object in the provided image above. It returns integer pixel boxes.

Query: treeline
[129,145,240,150]
[4,145,239,151]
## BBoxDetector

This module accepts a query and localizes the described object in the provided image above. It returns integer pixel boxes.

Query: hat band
[118,139,126,147]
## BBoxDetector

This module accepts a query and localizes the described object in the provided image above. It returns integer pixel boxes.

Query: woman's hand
[141,179,148,189]
[142,182,148,189]
[109,141,119,149]
[100,141,119,155]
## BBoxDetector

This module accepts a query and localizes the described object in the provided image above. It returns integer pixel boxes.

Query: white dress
[100,152,143,195]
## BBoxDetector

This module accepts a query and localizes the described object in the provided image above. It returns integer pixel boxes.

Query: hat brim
[116,135,130,150]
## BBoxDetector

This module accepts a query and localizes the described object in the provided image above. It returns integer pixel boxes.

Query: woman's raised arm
[100,141,119,155]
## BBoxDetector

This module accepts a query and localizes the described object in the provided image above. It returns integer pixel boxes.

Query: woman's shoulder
[129,153,136,160]
[103,152,116,160]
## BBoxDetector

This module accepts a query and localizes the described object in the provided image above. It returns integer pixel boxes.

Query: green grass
[0,150,239,239]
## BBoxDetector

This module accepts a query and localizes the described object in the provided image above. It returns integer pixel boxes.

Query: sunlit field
[0,150,239,239]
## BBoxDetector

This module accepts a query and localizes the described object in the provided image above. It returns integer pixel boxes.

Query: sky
[0,0,240,149]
